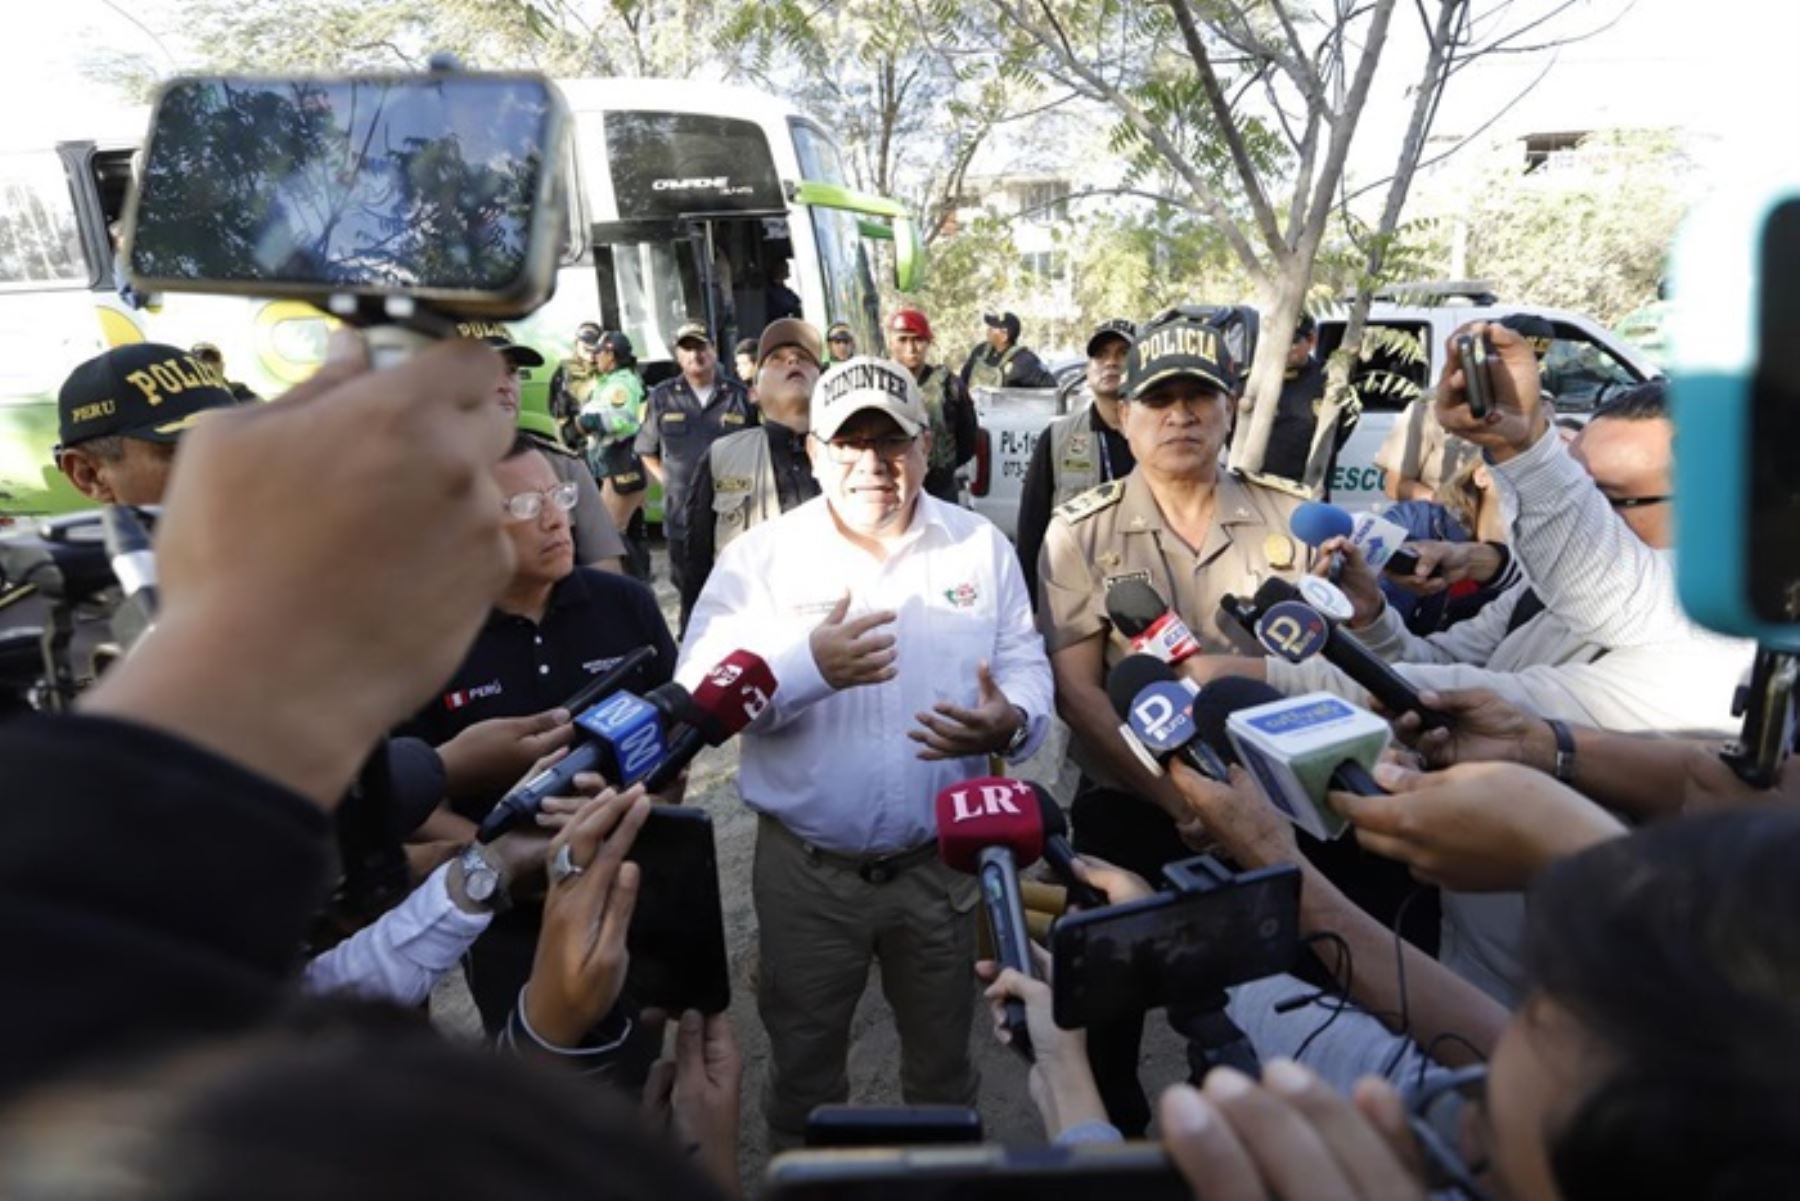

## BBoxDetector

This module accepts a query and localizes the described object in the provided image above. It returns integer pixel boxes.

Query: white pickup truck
[967,295,1659,538]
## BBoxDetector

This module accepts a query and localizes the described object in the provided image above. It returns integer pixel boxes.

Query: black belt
[771,820,937,884]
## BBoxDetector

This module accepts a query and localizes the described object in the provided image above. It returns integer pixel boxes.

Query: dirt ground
[430,548,1187,1192]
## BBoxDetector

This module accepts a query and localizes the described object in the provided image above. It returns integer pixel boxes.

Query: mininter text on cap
[811,355,926,441]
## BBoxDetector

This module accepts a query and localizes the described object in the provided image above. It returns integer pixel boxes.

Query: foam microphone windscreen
[1022,781,1071,840]
[934,778,1046,874]
[1290,500,1354,549]
[1252,574,1304,612]
[1105,652,1180,720]
[688,650,777,744]
[1189,675,1287,767]
[1104,577,1171,638]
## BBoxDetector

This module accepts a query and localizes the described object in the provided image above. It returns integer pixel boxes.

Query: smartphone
[124,72,569,318]
[805,1106,983,1149]
[1671,179,1800,647]
[765,1143,1188,1201]
[1455,333,1494,419]
[624,807,730,1015]
[1384,545,1423,577]
[1050,864,1301,1029]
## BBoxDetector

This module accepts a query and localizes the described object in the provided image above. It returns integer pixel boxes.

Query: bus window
[604,111,783,220]
[790,121,848,186]
[614,239,701,359]
[810,206,882,354]
[0,154,86,289]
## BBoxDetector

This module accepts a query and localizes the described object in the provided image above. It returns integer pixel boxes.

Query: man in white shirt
[678,355,1054,1139]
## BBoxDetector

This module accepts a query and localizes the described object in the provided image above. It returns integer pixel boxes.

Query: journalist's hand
[1432,321,1547,463]
[977,945,1107,1141]
[535,770,613,829]
[809,592,898,690]
[522,788,650,1047]
[909,660,1022,760]
[670,1010,744,1198]
[1383,541,1503,598]
[1392,688,1556,771]
[82,332,515,806]
[1328,760,1625,891]
[1160,1061,1425,1201]
[438,708,575,805]
[1313,536,1384,628]
[1169,762,1300,869]
[1069,855,1155,906]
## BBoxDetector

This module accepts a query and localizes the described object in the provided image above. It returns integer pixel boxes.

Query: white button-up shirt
[677,494,1054,855]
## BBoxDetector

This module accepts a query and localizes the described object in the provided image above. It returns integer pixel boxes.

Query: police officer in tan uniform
[1035,307,1308,1135]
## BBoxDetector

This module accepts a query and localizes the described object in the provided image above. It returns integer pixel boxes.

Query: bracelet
[1545,718,1577,784]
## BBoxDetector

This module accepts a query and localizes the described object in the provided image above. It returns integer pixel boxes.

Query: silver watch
[458,844,509,913]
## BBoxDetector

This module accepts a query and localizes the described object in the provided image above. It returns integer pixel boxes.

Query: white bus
[0,77,922,519]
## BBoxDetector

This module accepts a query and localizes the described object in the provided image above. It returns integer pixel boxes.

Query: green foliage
[1459,130,1689,324]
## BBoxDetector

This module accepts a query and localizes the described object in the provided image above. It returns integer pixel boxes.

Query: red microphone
[642,650,777,791]
[935,777,1045,1059]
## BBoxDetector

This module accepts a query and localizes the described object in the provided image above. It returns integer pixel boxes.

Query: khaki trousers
[753,816,981,1134]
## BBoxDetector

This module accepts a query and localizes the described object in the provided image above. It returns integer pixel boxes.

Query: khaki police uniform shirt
[1373,397,1478,493]
[1036,468,1308,787]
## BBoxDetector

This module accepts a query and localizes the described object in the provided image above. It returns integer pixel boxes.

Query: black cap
[598,331,633,359]
[826,322,854,342]
[58,343,238,447]
[1293,313,1317,339]
[1125,310,1237,398]
[575,323,603,347]
[983,311,1022,341]
[1495,313,1554,361]
[454,321,545,368]
[1085,318,1136,357]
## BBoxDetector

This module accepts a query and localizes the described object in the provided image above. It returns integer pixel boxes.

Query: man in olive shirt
[634,320,756,629]
[1014,318,1137,604]
[678,318,824,616]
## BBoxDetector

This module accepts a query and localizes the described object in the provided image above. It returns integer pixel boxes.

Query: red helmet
[888,308,933,342]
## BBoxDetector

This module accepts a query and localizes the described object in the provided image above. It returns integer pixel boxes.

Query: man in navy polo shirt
[398,432,677,1036]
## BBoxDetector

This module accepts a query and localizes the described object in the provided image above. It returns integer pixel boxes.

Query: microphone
[1190,675,1388,841]
[1013,781,1107,909]
[477,647,667,843]
[1105,652,1230,782]
[935,778,1046,1060]
[1105,576,1200,665]
[640,650,777,791]
[1291,499,1429,576]
[1236,578,1449,730]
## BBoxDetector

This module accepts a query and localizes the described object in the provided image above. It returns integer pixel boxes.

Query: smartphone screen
[1751,198,1800,624]
[804,1105,983,1149]
[1051,866,1300,1029]
[129,75,557,294]
[766,1144,1189,1201]
[625,807,730,1015]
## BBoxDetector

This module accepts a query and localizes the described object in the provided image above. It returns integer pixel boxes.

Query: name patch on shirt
[722,411,747,426]
[444,679,503,710]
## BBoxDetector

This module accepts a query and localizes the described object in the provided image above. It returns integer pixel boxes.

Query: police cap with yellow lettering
[1125,308,1237,399]
[57,343,238,447]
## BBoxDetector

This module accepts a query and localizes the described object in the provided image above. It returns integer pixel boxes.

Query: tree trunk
[1228,261,1308,475]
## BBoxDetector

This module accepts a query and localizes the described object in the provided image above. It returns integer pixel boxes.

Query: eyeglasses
[815,433,917,464]
[828,334,854,344]
[1406,1064,1493,1201]
[1606,494,1672,509]
[502,480,580,522]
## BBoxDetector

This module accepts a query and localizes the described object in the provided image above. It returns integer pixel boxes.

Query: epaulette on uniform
[1234,468,1312,501]
[1054,480,1125,524]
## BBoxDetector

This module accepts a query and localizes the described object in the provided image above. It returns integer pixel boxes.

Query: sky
[5,0,1793,178]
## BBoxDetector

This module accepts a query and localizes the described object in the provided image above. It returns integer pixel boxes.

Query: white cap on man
[810,356,927,440]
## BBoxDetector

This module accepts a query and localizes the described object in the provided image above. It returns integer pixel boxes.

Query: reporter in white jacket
[1182,327,1751,1003]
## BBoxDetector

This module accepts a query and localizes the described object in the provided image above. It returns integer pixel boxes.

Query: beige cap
[757,318,823,366]
[811,356,927,441]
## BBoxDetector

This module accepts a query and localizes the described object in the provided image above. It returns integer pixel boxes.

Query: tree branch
[984,0,1271,287]
[1163,0,1286,252]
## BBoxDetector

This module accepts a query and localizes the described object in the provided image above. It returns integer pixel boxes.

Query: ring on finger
[548,843,586,886]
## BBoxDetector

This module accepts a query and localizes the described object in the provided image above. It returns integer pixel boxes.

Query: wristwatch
[458,843,510,913]
[1002,706,1031,758]
[1545,718,1577,785]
